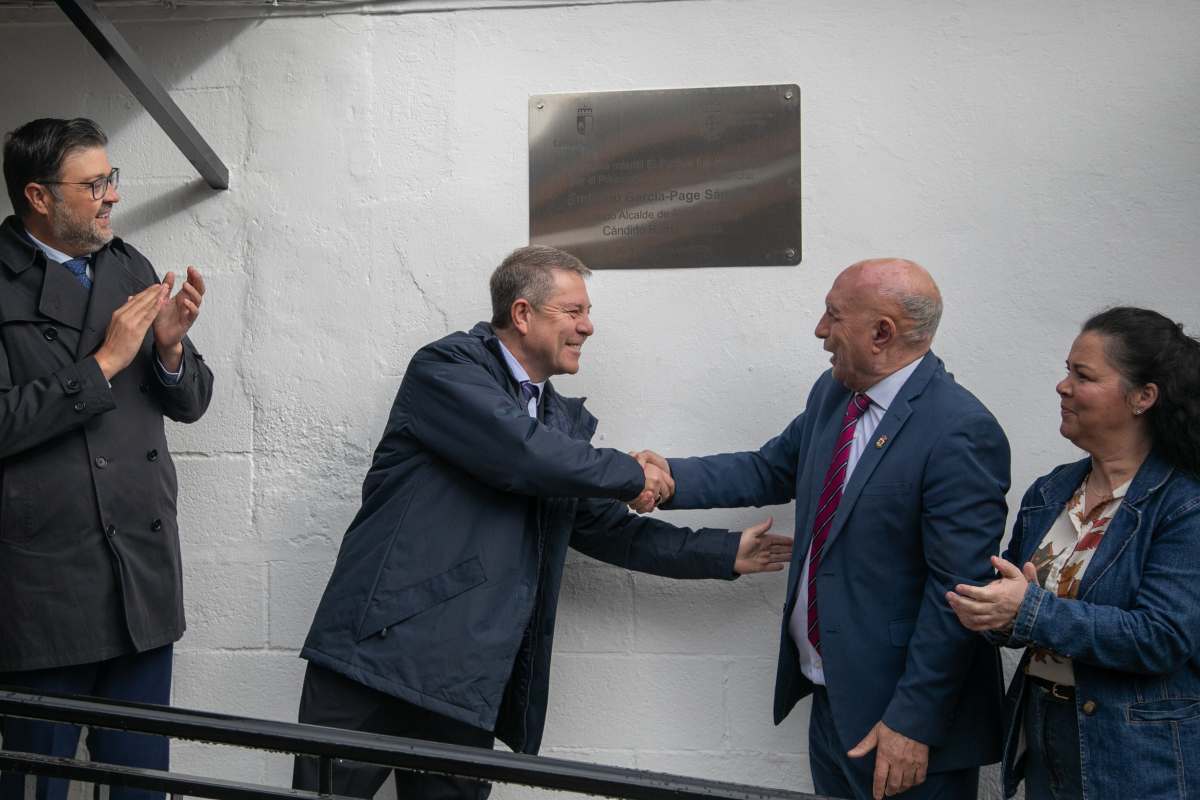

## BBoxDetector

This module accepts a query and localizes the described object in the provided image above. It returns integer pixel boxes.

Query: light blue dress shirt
[495,339,544,419]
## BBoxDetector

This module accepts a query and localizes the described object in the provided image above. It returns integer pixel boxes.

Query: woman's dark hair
[1083,306,1200,476]
[3,117,107,217]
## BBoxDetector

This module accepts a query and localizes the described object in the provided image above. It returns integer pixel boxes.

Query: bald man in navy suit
[638,259,1010,800]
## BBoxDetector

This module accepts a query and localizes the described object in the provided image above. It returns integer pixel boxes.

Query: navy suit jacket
[667,352,1011,772]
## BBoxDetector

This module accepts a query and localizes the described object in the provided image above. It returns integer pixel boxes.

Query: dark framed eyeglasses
[39,167,120,200]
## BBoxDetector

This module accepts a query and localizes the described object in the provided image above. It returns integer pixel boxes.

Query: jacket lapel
[540,383,556,428]
[1077,453,1172,600]
[38,257,90,331]
[791,396,847,565]
[1016,460,1087,565]
[77,247,147,358]
[0,217,87,331]
[819,353,938,557]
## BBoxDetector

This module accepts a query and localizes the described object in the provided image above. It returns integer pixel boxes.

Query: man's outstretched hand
[734,517,792,574]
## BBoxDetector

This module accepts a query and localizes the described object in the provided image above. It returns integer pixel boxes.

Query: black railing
[0,690,829,800]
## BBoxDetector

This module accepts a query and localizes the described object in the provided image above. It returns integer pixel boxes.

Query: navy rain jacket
[302,322,740,753]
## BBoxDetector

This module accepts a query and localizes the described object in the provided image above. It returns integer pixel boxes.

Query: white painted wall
[1,1,1198,797]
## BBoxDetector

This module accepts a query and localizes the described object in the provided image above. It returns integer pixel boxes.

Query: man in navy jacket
[638,259,1010,800]
[295,245,792,799]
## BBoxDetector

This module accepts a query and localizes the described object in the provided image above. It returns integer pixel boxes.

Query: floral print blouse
[1025,474,1129,685]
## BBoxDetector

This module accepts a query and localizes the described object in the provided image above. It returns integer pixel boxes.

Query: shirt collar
[495,338,546,395]
[24,229,78,266]
[863,355,924,412]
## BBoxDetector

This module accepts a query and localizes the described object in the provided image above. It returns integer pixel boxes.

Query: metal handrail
[0,689,829,800]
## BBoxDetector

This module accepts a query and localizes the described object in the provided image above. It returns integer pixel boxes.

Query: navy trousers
[808,687,979,800]
[0,644,173,800]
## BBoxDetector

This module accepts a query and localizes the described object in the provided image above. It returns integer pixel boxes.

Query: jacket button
[106,525,116,538]
[43,327,58,342]
[147,449,159,462]
[95,456,108,468]
[74,400,86,412]
[150,519,163,532]
[65,378,80,392]
[139,383,150,393]
[1082,700,1098,715]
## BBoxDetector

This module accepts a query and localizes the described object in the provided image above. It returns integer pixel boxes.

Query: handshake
[625,449,792,576]
[628,449,673,513]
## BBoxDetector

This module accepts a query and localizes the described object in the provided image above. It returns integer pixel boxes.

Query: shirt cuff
[155,355,185,385]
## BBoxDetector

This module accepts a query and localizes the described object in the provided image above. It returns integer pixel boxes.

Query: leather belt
[1027,674,1075,702]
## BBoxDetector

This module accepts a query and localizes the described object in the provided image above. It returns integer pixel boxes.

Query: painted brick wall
[1,1,1197,797]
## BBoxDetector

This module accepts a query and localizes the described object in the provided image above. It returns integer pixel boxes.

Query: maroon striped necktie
[806,392,872,652]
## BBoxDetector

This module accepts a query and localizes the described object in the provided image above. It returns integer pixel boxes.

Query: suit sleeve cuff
[881,705,939,748]
[718,529,742,580]
[59,357,116,416]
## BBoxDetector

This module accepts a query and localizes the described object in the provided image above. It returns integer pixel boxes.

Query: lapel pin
[875,435,888,449]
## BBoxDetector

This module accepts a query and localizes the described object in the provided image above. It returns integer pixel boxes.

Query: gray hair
[884,287,942,344]
[489,245,590,328]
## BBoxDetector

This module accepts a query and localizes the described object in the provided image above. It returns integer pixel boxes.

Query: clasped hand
[945,555,1037,632]
[628,449,673,514]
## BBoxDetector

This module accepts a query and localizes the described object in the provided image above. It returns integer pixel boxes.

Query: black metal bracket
[52,0,230,190]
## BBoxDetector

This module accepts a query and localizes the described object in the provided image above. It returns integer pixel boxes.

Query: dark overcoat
[302,323,740,754]
[0,216,213,672]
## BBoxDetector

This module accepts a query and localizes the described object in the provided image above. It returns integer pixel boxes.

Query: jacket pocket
[355,555,487,641]
[1126,697,1200,723]
[889,618,917,647]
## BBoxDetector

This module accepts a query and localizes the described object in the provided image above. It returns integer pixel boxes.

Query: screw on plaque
[785,248,798,261]
[784,89,795,100]
[536,101,545,110]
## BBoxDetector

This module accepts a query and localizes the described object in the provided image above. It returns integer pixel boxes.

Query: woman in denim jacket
[946,306,1200,800]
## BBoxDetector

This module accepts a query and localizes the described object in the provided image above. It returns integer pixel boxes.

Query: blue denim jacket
[995,451,1200,798]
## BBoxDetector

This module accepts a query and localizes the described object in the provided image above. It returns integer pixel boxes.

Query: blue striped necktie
[62,257,92,290]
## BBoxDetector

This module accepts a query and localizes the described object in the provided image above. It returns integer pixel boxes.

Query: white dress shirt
[495,339,545,419]
[788,356,924,685]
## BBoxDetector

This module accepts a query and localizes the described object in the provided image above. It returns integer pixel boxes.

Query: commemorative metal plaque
[529,84,801,269]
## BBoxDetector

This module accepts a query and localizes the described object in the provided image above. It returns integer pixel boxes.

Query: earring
[1133,408,1143,416]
